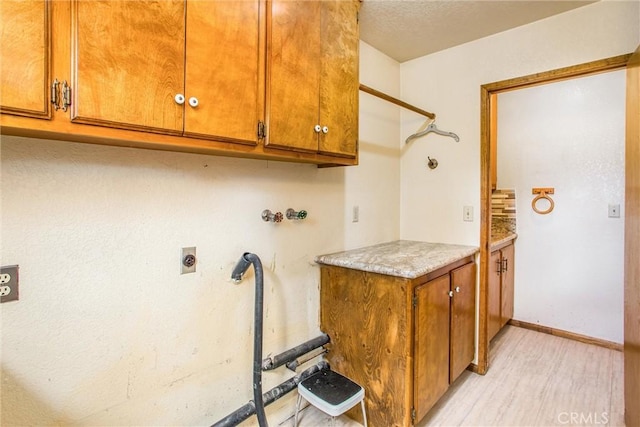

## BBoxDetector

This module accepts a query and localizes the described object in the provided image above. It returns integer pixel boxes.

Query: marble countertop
[315,240,479,279]
[491,231,517,249]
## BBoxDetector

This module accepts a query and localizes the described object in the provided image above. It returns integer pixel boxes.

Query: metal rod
[262,334,330,371]
[359,83,436,119]
[211,361,329,427]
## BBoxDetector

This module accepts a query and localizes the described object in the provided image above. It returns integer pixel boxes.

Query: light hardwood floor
[288,326,624,426]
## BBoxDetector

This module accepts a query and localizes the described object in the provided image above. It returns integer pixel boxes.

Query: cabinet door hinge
[411,407,416,423]
[412,295,417,307]
[257,121,266,139]
[51,78,60,110]
[61,80,71,112]
[52,79,71,112]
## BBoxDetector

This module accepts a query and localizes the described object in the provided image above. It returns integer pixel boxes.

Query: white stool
[294,369,367,427]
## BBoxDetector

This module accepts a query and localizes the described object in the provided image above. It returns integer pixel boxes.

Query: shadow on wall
[1,368,72,426]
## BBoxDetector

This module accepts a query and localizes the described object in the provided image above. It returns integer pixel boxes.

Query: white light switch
[352,205,359,223]
[608,204,620,218]
[463,206,473,222]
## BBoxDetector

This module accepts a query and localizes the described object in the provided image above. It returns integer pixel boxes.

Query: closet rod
[359,83,436,120]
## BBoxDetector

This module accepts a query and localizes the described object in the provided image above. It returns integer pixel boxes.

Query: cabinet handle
[502,258,508,272]
[448,290,454,298]
[175,94,185,105]
[496,258,502,274]
[322,126,329,134]
[188,97,199,108]
[455,286,460,293]
[314,125,321,133]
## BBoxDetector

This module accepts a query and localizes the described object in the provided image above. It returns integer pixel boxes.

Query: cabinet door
[488,250,502,341]
[318,0,358,158]
[266,0,321,152]
[0,0,50,118]
[72,0,185,134]
[184,0,261,144]
[500,244,515,327]
[414,275,450,422]
[450,262,476,383]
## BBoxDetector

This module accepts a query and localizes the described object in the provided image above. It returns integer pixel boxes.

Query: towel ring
[531,187,555,215]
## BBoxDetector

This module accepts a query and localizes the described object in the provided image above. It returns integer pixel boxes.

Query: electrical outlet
[181,247,196,274]
[0,265,19,303]
[463,206,474,222]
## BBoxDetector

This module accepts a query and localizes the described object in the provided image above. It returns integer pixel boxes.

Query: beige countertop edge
[491,232,518,250]
[315,241,479,279]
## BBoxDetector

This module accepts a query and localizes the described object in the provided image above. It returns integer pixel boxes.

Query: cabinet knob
[448,290,454,298]
[322,126,329,134]
[314,125,321,133]
[455,286,461,293]
[188,97,199,108]
[175,94,185,105]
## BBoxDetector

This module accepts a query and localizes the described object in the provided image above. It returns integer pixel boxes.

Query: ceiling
[359,0,598,63]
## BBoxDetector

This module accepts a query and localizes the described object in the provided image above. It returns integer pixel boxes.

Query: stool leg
[294,394,302,427]
[360,399,368,427]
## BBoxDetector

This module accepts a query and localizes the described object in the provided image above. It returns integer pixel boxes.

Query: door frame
[477,53,632,374]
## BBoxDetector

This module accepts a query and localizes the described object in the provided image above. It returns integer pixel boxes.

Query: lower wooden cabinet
[489,242,515,341]
[320,258,476,426]
[414,261,476,422]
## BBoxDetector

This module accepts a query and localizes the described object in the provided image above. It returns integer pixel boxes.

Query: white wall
[400,0,639,341]
[498,70,625,343]
[0,41,400,426]
[400,0,639,245]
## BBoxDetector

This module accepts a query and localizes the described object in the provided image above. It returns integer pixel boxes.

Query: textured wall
[400,0,638,341]
[0,41,400,426]
[498,70,625,343]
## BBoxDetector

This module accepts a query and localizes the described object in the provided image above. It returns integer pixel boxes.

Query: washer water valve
[262,210,283,223]
[286,209,308,220]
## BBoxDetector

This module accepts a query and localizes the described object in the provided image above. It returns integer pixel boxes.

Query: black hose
[244,253,268,427]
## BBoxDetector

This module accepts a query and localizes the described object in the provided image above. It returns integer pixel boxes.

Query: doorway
[477,53,632,375]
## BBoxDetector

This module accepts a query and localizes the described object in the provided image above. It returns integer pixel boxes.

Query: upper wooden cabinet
[0,0,50,118]
[266,0,359,158]
[72,0,261,145]
[1,0,358,166]
[183,1,261,144]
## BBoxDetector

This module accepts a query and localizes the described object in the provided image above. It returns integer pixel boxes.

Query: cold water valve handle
[286,208,307,220]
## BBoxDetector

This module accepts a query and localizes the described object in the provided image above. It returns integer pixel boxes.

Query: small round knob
[314,125,321,133]
[455,286,461,293]
[189,97,199,108]
[322,126,329,134]
[448,290,454,298]
[175,94,185,105]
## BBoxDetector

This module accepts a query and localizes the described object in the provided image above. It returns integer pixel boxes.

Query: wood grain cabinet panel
[500,243,515,327]
[72,0,186,133]
[488,249,502,341]
[267,0,359,158]
[489,242,515,341]
[450,262,477,382]
[320,257,476,426]
[184,0,261,144]
[0,0,50,118]
[414,275,451,423]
